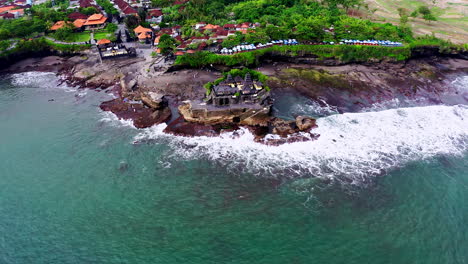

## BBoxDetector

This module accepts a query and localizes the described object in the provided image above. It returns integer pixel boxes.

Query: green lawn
[94,32,113,40]
[68,32,91,42]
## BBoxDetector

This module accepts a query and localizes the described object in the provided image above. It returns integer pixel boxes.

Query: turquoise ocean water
[0,72,467,264]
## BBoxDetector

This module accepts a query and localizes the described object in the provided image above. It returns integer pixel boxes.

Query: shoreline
[2,51,467,145]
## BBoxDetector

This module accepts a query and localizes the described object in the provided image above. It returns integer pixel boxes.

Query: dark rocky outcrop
[100,98,171,129]
[174,101,318,144]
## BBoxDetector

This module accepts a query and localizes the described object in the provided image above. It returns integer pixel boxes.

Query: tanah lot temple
[207,73,270,106]
[179,73,272,125]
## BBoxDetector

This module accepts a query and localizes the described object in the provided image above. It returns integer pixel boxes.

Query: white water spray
[135,104,468,184]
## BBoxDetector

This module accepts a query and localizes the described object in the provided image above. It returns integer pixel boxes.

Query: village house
[0,12,14,19]
[9,8,23,18]
[173,0,189,5]
[134,25,153,43]
[83,13,107,30]
[113,0,137,17]
[50,20,77,31]
[79,0,99,9]
[207,73,270,107]
[73,19,86,31]
[146,9,163,24]
[68,12,88,21]
[223,24,235,31]
[69,0,80,8]
[0,5,15,15]
[140,0,151,8]
[121,5,137,16]
[50,16,88,32]
[195,22,206,30]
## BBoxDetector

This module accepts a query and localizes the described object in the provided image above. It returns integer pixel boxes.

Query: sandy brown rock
[296,116,317,131]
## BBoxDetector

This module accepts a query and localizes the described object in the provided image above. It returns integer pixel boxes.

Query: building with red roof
[83,13,107,30]
[68,12,88,21]
[0,12,14,19]
[146,9,163,23]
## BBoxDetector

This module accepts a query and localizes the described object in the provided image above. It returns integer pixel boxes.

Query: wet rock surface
[264,57,468,112]
[175,102,318,144]
[3,53,466,145]
[100,98,171,129]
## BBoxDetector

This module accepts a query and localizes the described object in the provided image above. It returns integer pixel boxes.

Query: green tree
[423,13,437,23]
[418,6,431,16]
[151,0,171,8]
[409,10,418,18]
[245,31,270,44]
[397,8,408,25]
[54,25,74,42]
[124,15,140,30]
[80,7,99,15]
[417,6,436,23]
[158,34,176,54]
[105,23,118,33]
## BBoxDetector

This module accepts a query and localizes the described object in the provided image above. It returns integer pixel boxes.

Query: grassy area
[175,45,412,68]
[43,38,92,52]
[68,32,91,42]
[176,40,466,68]
[94,31,113,40]
[363,0,468,43]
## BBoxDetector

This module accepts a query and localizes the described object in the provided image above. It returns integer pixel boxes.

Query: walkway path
[45,36,88,45]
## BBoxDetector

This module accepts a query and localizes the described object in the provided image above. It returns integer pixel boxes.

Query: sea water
[0,72,467,264]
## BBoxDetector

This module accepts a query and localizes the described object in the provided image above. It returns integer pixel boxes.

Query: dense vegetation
[0,3,71,41]
[0,38,90,67]
[176,36,467,68]
[160,0,414,46]
[95,0,119,16]
[203,68,269,95]
[176,44,412,67]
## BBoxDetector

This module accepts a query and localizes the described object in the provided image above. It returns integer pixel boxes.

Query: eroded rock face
[177,102,318,143]
[141,92,166,109]
[271,118,297,137]
[178,103,272,126]
[296,116,317,131]
[163,116,222,137]
[100,98,171,128]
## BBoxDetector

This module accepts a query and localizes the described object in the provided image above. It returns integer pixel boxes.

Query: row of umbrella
[220,39,299,54]
[339,39,404,46]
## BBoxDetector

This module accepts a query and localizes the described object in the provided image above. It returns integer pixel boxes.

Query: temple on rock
[207,73,270,107]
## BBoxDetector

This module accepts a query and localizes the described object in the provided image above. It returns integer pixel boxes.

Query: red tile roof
[68,12,88,21]
[73,19,86,28]
[97,38,111,45]
[83,14,107,26]
[50,21,68,31]
[0,12,14,19]
[134,25,152,34]
[0,5,15,13]
[122,5,137,15]
[147,9,162,18]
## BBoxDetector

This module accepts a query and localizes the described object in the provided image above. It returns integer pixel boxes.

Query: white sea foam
[10,72,77,92]
[99,111,135,128]
[290,97,339,117]
[451,76,468,100]
[135,104,468,183]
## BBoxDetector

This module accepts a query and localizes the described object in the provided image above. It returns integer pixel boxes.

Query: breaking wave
[99,111,135,128]
[135,104,468,184]
[10,72,76,92]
